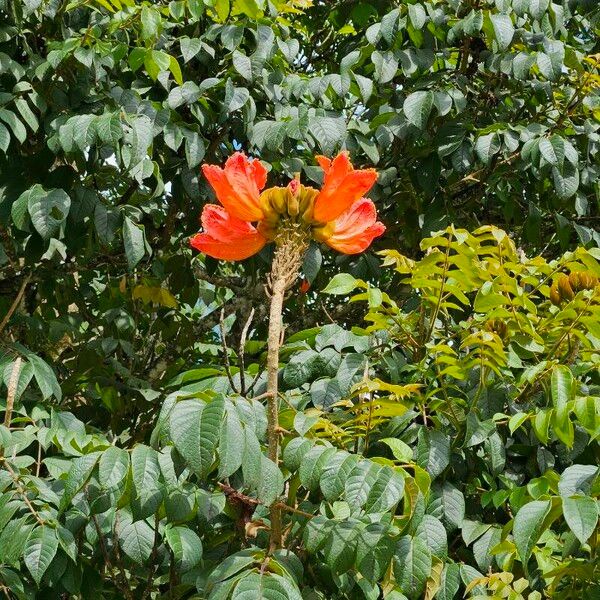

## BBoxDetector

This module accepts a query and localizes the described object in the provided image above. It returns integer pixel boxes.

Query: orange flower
[191,152,384,261]
[314,198,386,255]
[201,152,267,221]
[190,204,266,260]
[313,152,378,222]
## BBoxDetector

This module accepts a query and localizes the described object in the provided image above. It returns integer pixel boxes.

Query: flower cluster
[190,152,385,261]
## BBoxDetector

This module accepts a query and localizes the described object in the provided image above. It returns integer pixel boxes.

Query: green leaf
[299,446,337,492]
[180,37,202,63]
[509,412,529,434]
[184,130,205,168]
[408,3,427,29]
[283,349,321,387]
[558,465,599,497]
[0,517,33,567]
[99,446,129,490]
[381,437,413,463]
[256,456,284,506]
[119,520,155,564]
[27,353,61,401]
[322,273,361,295]
[475,132,501,164]
[551,365,574,447]
[231,571,303,600]
[0,108,26,144]
[415,515,447,558]
[96,112,122,146]
[539,136,565,168]
[365,466,405,513]
[60,452,101,511]
[552,162,579,199]
[23,527,58,585]
[123,217,146,270]
[0,122,10,152]
[562,496,598,544]
[131,444,163,517]
[513,499,551,563]
[403,91,434,129]
[319,451,360,501]
[140,6,161,40]
[430,482,465,532]
[169,55,184,85]
[233,50,253,81]
[345,460,382,511]
[169,398,225,479]
[27,187,71,240]
[165,525,203,571]
[309,116,346,155]
[437,562,460,600]
[218,407,244,478]
[14,98,38,132]
[472,526,501,572]
[372,50,398,84]
[393,536,432,600]
[490,14,514,50]
[224,85,250,114]
[416,429,450,479]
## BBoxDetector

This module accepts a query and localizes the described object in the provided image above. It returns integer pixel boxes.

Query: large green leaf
[123,217,146,270]
[393,536,432,600]
[119,520,155,564]
[27,188,71,240]
[23,526,58,585]
[169,397,225,479]
[230,570,303,600]
[513,500,551,563]
[59,451,101,511]
[165,525,203,571]
[98,446,129,490]
[131,444,163,517]
[562,496,598,545]
[403,91,434,129]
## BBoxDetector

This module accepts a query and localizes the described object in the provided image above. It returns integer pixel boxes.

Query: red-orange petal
[322,198,385,254]
[313,152,378,223]
[201,152,266,222]
[190,204,267,261]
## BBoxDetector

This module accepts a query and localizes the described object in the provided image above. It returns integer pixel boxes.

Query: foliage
[1,0,600,598]
[1,223,599,598]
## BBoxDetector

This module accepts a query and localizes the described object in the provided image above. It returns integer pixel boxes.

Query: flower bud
[557,274,575,301]
[568,271,583,292]
[549,285,561,306]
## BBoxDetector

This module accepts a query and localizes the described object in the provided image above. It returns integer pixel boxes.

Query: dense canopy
[0,0,599,598]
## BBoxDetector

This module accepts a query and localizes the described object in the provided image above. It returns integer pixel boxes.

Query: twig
[217,483,314,520]
[219,308,239,394]
[90,512,132,599]
[4,357,21,428]
[238,308,255,396]
[0,274,31,336]
[0,457,45,526]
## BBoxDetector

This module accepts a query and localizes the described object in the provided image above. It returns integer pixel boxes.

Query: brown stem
[4,357,21,428]
[266,277,285,465]
[266,276,286,552]
[264,229,308,553]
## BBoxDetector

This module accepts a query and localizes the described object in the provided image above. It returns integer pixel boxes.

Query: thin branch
[218,483,314,520]
[238,308,255,396]
[219,308,239,394]
[0,274,31,336]
[0,458,45,526]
